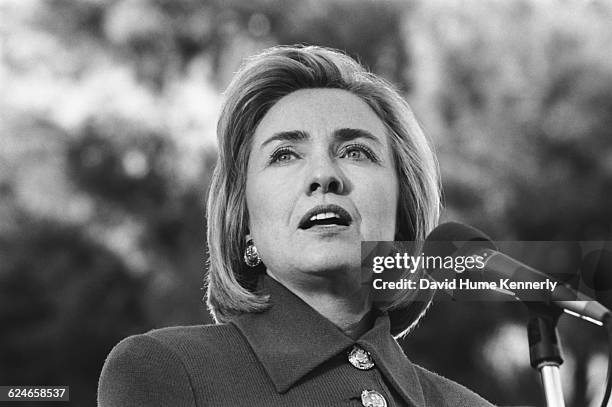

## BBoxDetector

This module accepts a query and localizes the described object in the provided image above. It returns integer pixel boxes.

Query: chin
[300,247,361,274]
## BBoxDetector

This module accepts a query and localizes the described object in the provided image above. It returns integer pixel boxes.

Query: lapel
[231,275,426,406]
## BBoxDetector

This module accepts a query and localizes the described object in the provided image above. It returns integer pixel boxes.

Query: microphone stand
[526,303,566,407]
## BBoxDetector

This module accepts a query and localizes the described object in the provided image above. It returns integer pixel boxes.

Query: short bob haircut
[206,45,440,337]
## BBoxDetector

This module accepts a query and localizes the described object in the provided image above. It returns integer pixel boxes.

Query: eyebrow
[260,128,382,148]
[261,130,309,147]
[334,128,382,146]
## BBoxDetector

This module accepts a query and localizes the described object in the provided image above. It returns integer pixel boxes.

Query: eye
[339,143,379,163]
[269,147,299,165]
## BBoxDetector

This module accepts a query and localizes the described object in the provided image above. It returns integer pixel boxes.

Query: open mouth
[298,204,352,230]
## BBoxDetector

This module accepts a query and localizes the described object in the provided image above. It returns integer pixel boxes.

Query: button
[349,345,374,370]
[361,390,387,407]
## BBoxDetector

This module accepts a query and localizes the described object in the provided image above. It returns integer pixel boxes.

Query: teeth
[309,212,340,221]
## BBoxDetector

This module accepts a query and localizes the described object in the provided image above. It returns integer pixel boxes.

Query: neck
[266,271,374,339]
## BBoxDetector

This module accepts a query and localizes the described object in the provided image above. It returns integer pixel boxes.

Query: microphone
[424,222,612,325]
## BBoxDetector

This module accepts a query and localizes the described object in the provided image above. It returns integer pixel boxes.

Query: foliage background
[2,0,612,405]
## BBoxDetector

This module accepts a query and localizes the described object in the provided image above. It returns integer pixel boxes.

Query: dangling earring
[244,239,261,267]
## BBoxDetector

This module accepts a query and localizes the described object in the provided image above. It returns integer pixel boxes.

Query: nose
[306,156,346,195]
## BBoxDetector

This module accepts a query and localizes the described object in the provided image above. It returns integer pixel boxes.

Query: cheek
[246,174,290,237]
[246,181,268,233]
[357,171,399,239]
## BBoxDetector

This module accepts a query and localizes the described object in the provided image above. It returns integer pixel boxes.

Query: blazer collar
[231,275,426,407]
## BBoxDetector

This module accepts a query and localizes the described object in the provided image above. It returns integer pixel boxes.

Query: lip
[298,204,353,230]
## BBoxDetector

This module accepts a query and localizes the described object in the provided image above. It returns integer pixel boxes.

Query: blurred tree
[64,117,215,327]
[66,119,176,215]
[511,64,612,240]
[37,0,411,89]
[0,213,149,406]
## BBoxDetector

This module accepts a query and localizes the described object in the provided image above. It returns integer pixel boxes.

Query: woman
[98,45,494,407]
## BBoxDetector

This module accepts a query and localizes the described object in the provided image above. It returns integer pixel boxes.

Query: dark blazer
[98,276,495,406]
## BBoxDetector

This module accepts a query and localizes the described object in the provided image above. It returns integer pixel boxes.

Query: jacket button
[349,345,374,370]
[361,390,387,407]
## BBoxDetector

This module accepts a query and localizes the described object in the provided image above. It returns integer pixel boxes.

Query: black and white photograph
[2,1,612,406]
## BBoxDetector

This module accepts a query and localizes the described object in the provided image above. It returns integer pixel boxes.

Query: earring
[244,239,261,267]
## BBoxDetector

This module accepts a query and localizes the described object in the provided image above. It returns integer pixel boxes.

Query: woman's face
[246,88,398,288]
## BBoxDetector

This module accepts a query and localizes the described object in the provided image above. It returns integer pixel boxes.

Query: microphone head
[426,221,494,243]
[424,222,497,258]
[422,222,496,301]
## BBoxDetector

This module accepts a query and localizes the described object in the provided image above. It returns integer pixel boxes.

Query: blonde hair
[206,45,440,336]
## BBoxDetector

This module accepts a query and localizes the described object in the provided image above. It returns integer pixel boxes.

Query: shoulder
[145,323,240,350]
[98,324,241,407]
[413,364,496,407]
